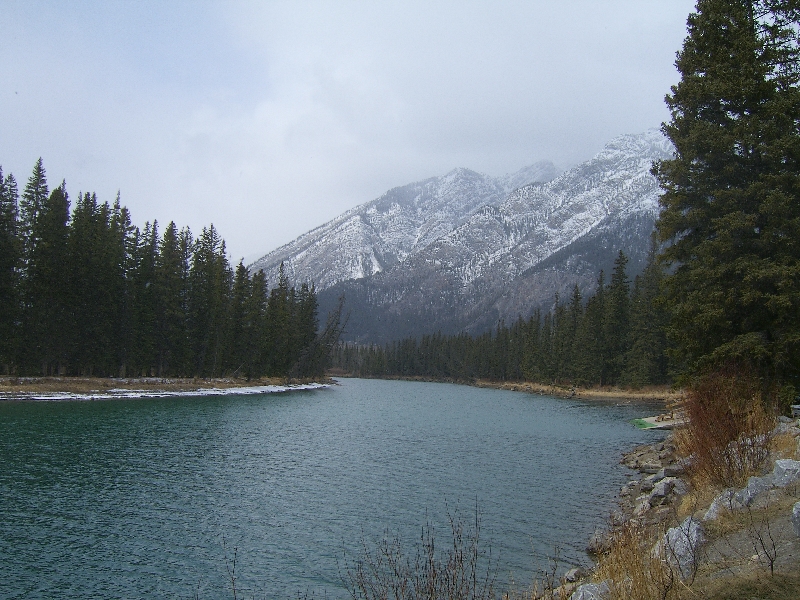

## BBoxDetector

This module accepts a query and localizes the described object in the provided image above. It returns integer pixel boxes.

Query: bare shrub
[342,506,496,600]
[674,367,776,489]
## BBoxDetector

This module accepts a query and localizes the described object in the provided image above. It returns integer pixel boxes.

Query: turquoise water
[0,378,664,598]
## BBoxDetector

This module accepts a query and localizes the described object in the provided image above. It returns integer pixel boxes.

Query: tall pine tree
[655,0,800,387]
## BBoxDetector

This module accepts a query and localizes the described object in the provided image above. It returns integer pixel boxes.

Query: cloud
[0,0,694,261]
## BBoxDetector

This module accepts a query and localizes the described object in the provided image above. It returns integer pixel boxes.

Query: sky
[1,0,697,263]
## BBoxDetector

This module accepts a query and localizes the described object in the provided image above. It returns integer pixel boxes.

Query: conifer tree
[0,170,20,372]
[23,178,70,374]
[604,251,631,384]
[654,0,800,385]
[623,239,669,386]
[188,225,231,376]
[154,222,190,376]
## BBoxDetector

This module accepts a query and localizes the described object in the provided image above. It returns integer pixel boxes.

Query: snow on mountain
[248,161,559,289]
[249,129,674,342]
[416,128,672,288]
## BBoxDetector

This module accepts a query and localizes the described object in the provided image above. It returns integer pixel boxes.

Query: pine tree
[604,251,631,384]
[622,238,669,386]
[188,225,231,376]
[0,170,20,372]
[22,174,70,374]
[154,222,186,376]
[654,0,800,385]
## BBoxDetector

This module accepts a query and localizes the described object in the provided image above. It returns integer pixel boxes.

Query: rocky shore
[564,417,800,600]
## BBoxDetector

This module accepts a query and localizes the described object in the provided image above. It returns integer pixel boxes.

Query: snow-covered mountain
[249,161,559,289]
[250,130,673,343]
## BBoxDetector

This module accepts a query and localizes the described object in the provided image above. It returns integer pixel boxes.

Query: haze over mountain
[250,129,673,343]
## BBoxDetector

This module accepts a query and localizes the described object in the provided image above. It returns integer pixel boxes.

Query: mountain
[250,130,673,343]
[249,161,559,290]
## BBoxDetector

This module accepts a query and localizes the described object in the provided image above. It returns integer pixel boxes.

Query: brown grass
[594,520,683,600]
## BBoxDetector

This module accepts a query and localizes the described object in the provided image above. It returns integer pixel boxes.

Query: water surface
[0,378,664,598]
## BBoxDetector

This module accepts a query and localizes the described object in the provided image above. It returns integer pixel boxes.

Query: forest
[331,246,669,388]
[0,159,339,379]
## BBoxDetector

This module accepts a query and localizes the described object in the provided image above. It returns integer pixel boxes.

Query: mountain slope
[251,129,673,343]
[249,161,559,289]
[317,130,672,342]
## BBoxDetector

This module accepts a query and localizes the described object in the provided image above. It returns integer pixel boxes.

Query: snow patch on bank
[0,382,329,402]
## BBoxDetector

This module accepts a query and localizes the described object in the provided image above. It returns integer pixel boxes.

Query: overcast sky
[2,0,696,262]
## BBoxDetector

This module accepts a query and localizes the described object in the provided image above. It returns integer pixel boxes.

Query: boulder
[655,517,705,580]
[702,490,732,521]
[663,464,685,477]
[569,581,609,600]
[648,478,676,506]
[564,567,587,583]
[640,462,662,474]
[733,474,774,507]
[587,530,612,555]
[634,496,651,516]
[773,459,800,488]
[793,501,800,537]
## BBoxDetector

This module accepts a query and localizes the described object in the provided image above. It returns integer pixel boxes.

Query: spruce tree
[22,176,70,374]
[0,170,20,372]
[654,0,800,385]
[604,251,631,384]
[623,239,669,387]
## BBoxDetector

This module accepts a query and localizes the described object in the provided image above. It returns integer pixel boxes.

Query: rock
[793,502,800,537]
[779,415,793,424]
[640,479,655,492]
[640,462,662,474]
[733,474,774,507]
[634,497,651,516]
[773,459,800,488]
[564,567,587,583]
[671,478,688,497]
[649,470,666,483]
[587,530,612,555]
[658,450,671,460]
[703,489,735,521]
[569,581,609,600]
[655,517,705,581]
[663,464,685,477]
[648,478,676,506]
[619,485,630,497]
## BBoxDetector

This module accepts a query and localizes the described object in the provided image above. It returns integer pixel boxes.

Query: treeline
[332,247,669,387]
[0,159,339,378]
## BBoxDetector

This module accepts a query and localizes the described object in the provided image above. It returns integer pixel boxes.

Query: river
[0,378,665,598]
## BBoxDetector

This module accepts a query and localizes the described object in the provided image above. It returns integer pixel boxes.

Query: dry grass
[691,572,800,600]
[593,520,684,600]
[771,431,799,460]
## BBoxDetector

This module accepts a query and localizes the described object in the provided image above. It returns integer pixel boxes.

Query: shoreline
[327,373,681,405]
[0,376,334,401]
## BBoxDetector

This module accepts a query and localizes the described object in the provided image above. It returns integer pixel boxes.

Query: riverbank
[561,420,800,600]
[472,379,681,404]
[0,376,333,401]
[327,373,681,405]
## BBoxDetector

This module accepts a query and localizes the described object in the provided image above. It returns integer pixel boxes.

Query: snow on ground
[0,382,329,402]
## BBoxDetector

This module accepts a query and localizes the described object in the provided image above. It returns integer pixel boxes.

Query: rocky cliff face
[250,130,673,343]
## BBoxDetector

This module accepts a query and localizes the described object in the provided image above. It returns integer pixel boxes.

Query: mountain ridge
[250,129,673,343]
